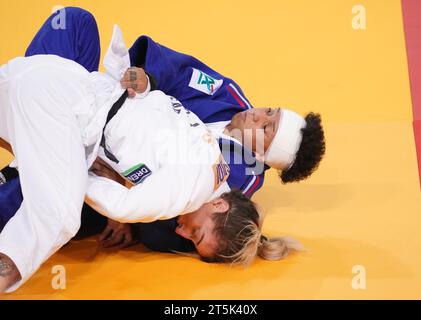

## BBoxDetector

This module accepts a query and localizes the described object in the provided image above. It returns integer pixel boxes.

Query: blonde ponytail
[194,190,304,266]
[258,236,304,261]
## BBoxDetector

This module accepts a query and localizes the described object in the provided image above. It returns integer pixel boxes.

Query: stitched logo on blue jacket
[188,68,223,95]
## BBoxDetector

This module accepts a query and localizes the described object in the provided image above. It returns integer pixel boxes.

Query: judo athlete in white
[0,55,102,293]
[0,26,229,293]
[85,91,230,223]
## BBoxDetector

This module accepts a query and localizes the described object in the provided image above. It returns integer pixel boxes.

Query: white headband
[264,109,306,170]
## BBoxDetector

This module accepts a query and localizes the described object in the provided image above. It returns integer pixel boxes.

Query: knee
[64,7,97,26]
[64,7,94,18]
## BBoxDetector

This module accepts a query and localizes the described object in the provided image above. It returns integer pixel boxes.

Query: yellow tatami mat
[1,0,420,299]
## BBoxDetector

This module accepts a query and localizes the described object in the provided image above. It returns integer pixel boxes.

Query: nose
[252,110,259,123]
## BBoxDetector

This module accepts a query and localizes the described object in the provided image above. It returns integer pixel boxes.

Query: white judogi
[87,91,230,223]
[0,55,118,292]
[0,26,229,292]
[86,25,230,222]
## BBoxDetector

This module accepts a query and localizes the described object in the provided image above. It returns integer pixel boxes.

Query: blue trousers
[26,7,100,72]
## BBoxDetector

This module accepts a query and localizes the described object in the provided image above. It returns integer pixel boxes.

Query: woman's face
[175,198,229,259]
[229,108,282,155]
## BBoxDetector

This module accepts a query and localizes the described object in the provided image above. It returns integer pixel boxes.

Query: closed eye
[264,124,269,133]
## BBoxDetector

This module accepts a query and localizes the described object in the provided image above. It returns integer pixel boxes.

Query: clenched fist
[120,67,149,98]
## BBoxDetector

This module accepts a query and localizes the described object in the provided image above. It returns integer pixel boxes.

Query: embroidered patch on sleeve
[122,164,152,185]
[188,68,223,96]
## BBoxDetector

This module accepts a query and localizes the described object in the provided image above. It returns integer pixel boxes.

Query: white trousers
[0,56,92,292]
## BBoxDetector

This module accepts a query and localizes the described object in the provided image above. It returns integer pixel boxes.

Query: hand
[98,219,137,249]
[120,67,149,98]
[90,157,126,185]
[0,253,21,294]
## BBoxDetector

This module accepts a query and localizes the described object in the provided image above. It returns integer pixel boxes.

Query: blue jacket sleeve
[219,138,268,198]
[129,36,252,123]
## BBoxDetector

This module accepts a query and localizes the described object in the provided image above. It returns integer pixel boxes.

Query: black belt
[100,90,129,164]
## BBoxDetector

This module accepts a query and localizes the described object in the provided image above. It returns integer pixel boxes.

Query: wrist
[134,75,151,98]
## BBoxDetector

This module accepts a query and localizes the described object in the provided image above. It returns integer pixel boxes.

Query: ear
[211,198,230,214]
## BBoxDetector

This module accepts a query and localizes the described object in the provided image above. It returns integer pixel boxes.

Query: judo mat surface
[1,0,421,299]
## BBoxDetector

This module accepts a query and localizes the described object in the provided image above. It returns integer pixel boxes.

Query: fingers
[127,88,137,98]
[112,235,137,250]
[120,67,147,94]
[121,228,133,247]
[120,81,139,92]
[91,157,112,173]
[121,67,136,80]
[90,158,102,171]
[98,224,136,249]
[91,167,109,179]
[121,67,142,80]
[90,160,123,182]
[94,156,109,167]
[98,226,113,242]
[101,231,124,248]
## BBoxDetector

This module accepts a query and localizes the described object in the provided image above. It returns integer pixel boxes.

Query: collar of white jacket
[264,109,307,171]
[103,25,131,81]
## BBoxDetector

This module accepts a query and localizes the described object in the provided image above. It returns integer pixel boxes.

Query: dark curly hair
[280,112,326,183]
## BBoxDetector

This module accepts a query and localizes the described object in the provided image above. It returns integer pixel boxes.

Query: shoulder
[241,172,265,198]
[217,138,266,197]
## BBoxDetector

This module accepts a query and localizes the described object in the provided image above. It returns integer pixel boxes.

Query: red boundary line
[402,0,421,187]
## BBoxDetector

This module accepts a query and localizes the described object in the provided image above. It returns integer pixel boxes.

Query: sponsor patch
[122,164,152,185]
[213,155,230,191]
[188,68,223,95]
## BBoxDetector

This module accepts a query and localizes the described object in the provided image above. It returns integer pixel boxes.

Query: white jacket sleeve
[86,163,216,223]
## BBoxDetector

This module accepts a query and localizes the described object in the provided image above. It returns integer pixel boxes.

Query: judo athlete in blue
[0,7,325,253]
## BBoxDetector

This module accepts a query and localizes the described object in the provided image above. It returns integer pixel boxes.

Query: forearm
[0,253,21,294]
[87,163,212,223]
[86,175,168,222]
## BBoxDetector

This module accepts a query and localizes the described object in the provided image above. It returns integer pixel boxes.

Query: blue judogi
[0,7,268,253]
[129,36,251,123]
